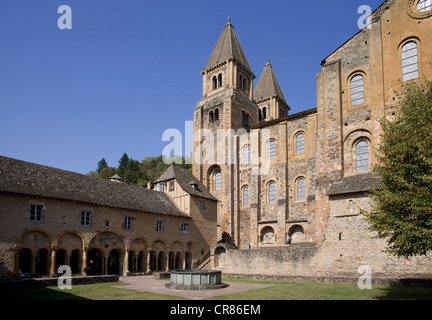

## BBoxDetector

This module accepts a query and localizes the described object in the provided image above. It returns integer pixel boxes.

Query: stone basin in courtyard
[165,270,228,291]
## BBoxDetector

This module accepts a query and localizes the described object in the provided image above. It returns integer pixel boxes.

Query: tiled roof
[0,156,188,217]
[154,164,218,201]
[254,59,288,105]
[203,18,253,75]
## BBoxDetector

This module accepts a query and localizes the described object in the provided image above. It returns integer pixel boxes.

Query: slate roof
[154,164,218,201]
[203,18,253,75]
[254,59,288,105]
[327,173,382,196]
[0,156,188,217]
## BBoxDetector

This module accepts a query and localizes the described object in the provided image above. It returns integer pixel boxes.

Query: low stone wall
[0,275,119,291]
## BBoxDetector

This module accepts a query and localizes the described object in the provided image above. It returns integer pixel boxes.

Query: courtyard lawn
[1,279,431,300]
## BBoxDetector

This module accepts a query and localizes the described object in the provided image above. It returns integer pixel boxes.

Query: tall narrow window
[401,41,419,82]
[30,205,43,222]
[215,171,222,191]
[209,111,214,123]
[156,221,164,233]
[268,139,276,160]
[214,108,219,121]
[350,74,365,106]
[349,200,354,213]
[217,73,222,88]
[295,133,305,154]
[356,140,369,173]
[242,186,250,207]
[124,217,132,230]
[268,182,276,204]
[81,211,91,226]
[417,0,432,12]
[242,145,250,165]
[212,76,217,90]
[297,178,306,201]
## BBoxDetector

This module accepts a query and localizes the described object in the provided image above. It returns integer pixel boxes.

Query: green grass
[1,279,431,300]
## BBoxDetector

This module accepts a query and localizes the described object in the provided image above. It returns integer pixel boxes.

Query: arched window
[268,139,276,160]
[214,108,219,121]
[212,76,217,90]
[217,73,222,88]
[356,140,369,173]
[349,200,354,213]
[295,132,305,154]
[242,145,250,165]
[401,41,419,82]
[296,177,306,201]
[209,111,214,123]
[262,107,267,119]
[350,74,365,106]
[417,0,432,12]
[268,182,276,204]
[242,186,250,208]
[214,171,222,191]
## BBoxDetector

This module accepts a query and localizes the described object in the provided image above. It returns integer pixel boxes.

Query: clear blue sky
[0,0,384,174]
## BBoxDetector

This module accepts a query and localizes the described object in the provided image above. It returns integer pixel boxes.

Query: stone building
[0,157,217,279]
[194,0,432,276]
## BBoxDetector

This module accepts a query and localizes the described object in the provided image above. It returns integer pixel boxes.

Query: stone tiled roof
[254,59,288,105]
[327,173,382,196]
[0,156,188,217]
[203,18,253,75]
[154,164,218,201]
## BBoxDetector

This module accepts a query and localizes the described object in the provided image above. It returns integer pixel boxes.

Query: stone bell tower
[193,18,258,246]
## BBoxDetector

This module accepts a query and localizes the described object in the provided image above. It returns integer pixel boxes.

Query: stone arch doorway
[18,248,32,274]
[289,225,305,243]
[35,248,49,276]
[87,248,103,275]
[70,249,81,274]
[214,246,227,267]
[55,249,67,274]
[108,249,120,275]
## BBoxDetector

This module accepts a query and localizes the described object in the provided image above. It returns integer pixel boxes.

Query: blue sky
[0,0,384,174]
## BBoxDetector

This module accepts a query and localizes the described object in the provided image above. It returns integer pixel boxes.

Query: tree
[97,158,108,173]
[365,78,432,258]
[117,153,130,177]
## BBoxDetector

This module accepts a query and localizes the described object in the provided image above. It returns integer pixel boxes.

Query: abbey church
[194,0,432,276]
[0,0,431,281]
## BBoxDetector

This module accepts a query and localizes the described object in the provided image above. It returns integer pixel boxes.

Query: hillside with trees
[87,153,192,188]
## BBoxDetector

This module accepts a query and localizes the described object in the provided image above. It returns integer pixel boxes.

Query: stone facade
[0,158,217,280]
[197,0,432,277]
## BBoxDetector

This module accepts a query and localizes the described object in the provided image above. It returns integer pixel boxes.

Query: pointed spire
[254,59,287,105]
[203,18,253,75]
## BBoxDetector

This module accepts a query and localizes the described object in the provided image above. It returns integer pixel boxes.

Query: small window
[214,108,219,121]
[350,74,365,106]
[401,41,419,82]
[169,180,174,191]
[157,182,164,192]
[268,139,276,160]
[349,200,354,213]
[156,221,164,233]
[242,145,250,165]
[209,111,214,123]
[200,201,206,212]
[297,178,306,201]
[215,171,222,191]
[81,211,91,226]
[181,223,189,235]
[30,205,43,222]
[268,182,276,204]
[356,140,369,173]
[242,186,250,208]
[217,74,222,88]
[417,0,432,12]
[124,217,133,230]
[295,133,305,154]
